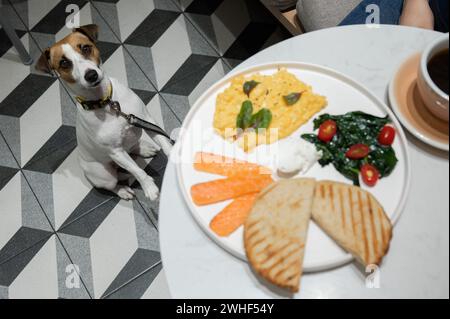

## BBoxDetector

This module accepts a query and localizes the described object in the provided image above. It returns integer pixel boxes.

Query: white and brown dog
[36,24,172,201]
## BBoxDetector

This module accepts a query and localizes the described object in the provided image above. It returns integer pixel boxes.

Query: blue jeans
[340,0,449,32]
[339,0,404,26]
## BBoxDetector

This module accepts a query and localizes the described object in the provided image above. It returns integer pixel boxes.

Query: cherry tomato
[378,125,396,146]
[346,144,371,160]
[361,164,380,187]
[318,120,337,143]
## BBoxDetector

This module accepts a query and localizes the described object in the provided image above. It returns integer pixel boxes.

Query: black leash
[75,84,175,145]
[109,100,176,145]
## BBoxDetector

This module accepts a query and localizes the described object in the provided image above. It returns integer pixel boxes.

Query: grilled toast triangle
[244,178,316,293]
[312,181,393,266]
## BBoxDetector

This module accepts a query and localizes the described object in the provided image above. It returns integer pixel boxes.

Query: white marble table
[159,25,449,299]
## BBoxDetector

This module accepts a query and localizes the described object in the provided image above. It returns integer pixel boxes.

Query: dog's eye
[81,45,92,55]
[59,59,72,69]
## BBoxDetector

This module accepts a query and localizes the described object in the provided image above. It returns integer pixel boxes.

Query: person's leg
[297,0,362,32]
[429,0,449,32]
[339,0,404,26]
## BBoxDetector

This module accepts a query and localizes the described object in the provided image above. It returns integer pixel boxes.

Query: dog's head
[36,24,104,90]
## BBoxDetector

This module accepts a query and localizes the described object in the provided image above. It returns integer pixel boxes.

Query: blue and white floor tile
[1,0,288,298]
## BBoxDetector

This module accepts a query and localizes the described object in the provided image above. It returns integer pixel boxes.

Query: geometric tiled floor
[0,0,289,298]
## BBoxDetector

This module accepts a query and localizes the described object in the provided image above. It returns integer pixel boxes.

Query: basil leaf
[236,100,254,129]
[243,81,259,96]
[283,92,302,106]
[250,108,272,130]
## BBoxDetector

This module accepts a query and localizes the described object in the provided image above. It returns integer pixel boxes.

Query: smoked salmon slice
[210,194,259,237]
[194,152,271,177]
[190,175,273,206]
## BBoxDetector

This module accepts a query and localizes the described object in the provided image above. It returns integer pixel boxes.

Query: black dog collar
[75,84,113,111]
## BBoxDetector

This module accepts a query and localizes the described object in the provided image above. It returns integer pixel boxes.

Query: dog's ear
[35,48,53,75]
[74,24,99,43]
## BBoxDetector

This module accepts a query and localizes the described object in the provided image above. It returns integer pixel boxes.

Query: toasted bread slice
[312,181,393,266]
[244,178,316,293]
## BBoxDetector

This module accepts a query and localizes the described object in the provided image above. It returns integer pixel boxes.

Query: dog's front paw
[117,186,136,200]
[162,144,173,157]
[133,141,160,158]
[140,144,160,158]
[142,177,159,201]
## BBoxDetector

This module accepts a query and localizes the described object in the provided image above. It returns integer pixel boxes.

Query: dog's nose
[85,69,99,83]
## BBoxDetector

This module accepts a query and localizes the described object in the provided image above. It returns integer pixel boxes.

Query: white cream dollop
[277,138,322,176]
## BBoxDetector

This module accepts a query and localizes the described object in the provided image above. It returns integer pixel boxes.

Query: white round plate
[176,62,411,272]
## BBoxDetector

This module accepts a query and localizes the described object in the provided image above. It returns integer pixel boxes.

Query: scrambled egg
[214,69,327,152]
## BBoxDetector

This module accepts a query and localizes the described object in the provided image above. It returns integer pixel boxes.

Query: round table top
[159,25,449,299]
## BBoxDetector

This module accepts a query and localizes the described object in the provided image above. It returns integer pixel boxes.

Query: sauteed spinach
[302,111,398,186]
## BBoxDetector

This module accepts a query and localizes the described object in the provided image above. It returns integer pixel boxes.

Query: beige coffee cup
[417,34,449,122]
